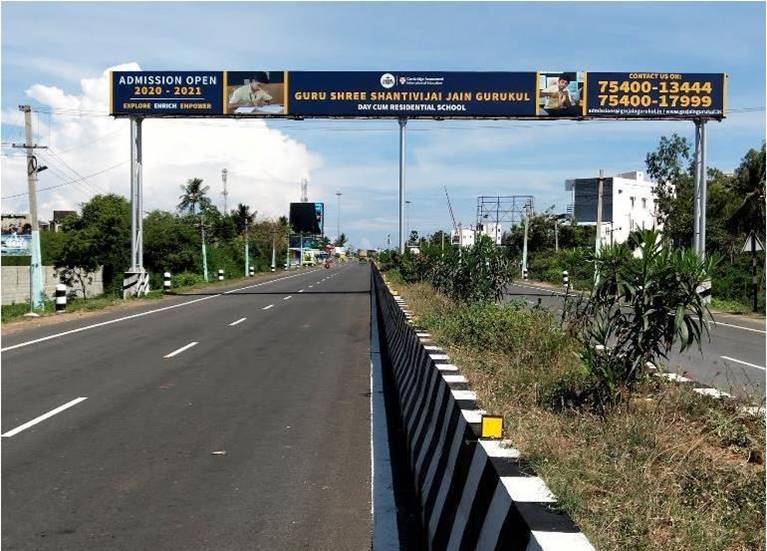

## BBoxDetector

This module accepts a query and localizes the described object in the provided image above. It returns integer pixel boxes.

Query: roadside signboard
[111,71,727,120]
[1,233,31,256]
[289,202,324,235]
[741,231,764,253]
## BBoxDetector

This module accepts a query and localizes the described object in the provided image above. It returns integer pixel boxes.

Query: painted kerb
[372,265,594,551]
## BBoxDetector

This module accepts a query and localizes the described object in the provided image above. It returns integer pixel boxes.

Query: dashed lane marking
[2,397,88,438]
[164,341,198,358]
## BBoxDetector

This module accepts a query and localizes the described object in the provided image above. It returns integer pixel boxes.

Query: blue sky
[2,1,765,249]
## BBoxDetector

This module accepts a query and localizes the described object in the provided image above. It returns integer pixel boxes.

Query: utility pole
[693,120,708,259]
[386,234,391,249]
[594,169,605,285]
[522,205,530,277]
[221,168,229,214]
[554,217,559,253]
[14,105,46,313]
[200,217,209,282]
[595,169,604,255]
[286,239,291,269]
[301,178,308,202]
[271,232,277,272]
[244,217,250,277]
[336,191,342,244]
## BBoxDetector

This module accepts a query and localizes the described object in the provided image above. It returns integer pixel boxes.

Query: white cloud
[1,63,321,222]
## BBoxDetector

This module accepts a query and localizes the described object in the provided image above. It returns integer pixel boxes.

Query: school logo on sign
[380,73,395,89]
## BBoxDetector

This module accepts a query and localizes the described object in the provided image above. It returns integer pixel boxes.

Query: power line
[1,160,128,200]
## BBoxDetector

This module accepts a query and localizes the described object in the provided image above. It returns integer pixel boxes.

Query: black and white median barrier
[163,272,172,294]
[374,266,594,551]
[249,266,255,277]
[55,283,67,312]
[562,270,569,290]
[523,268,528,280]
[218,269,224,281]
[122,270,150,298]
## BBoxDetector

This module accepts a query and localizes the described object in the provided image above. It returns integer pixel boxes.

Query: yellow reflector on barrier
[481,415,503,439]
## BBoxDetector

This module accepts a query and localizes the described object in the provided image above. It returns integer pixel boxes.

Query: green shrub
[379,236,514,303]
[571,229,713,409]
[171,272,207,288]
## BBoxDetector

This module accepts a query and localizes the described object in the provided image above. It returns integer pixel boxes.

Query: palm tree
[726,144,766,239]
[178,178,212,215]
[232,203,255,236]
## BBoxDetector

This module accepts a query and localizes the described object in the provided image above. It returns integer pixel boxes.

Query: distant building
[565,171,661,245]
[476,221,503,245]
[51,210,77,232]
[2,211,77,233]
[451,227,476,247]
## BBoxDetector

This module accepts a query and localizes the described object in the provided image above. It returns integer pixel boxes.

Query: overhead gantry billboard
[110,71,727,120]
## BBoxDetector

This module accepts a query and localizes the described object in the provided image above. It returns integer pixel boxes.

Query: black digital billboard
[289,202,324,235]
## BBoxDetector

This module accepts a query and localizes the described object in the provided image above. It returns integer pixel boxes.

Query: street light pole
[335,191,342,245]
[244,218,250,277]
[398,117,407,254]
[405,200,412,245]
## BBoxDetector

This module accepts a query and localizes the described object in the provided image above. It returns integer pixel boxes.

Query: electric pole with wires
[12,105,48,314]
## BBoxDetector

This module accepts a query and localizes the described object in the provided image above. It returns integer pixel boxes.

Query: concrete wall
[1,265,104,305]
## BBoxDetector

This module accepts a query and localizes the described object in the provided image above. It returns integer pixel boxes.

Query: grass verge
[384,269,765,551]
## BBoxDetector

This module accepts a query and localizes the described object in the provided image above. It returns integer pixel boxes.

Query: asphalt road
[506,282,766,401]
[2,263,374,550]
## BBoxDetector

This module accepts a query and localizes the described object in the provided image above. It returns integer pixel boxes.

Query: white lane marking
[721,355,766,371]
[262,304,274,310]
[708,320,766,335]
[229,317,247,326]
[2,397,88,438]
[513,284,766,335]
[283,295,293,300]
[164,341,198,358]
[298,289,304,293]
[308,285,314,288]
[2,269,322,353]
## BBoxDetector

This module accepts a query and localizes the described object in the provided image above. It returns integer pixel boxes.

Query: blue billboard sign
[111,71,224,116]
[110,70,727,120]
[287,71,538,118]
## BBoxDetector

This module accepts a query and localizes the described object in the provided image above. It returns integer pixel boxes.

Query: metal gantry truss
[475,195,535,231]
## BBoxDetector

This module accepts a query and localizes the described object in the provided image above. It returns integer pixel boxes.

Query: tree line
[37,178,300,296]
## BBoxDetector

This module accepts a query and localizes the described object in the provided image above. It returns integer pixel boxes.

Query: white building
[565,170,661,245]
[451,227,476,247]
[476,222,504,245]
